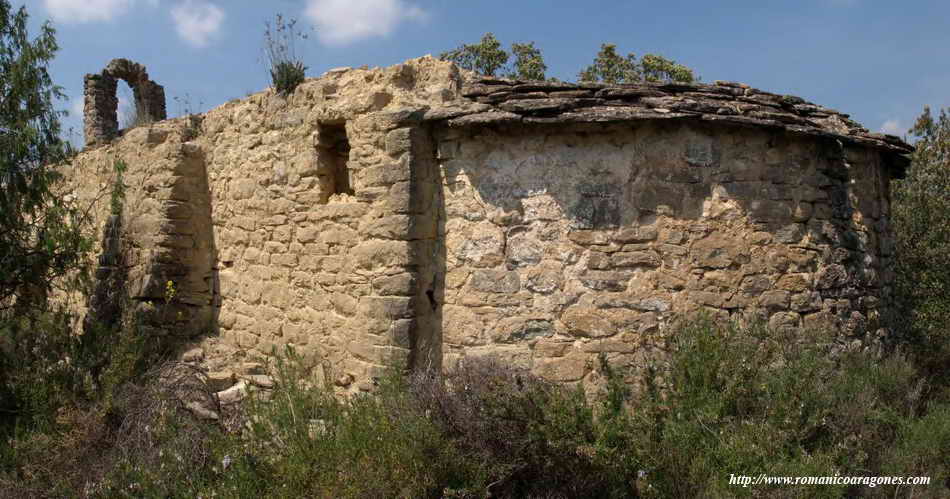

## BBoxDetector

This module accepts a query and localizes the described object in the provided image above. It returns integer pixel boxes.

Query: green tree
[509,41,547,81]
[0,1,95,438]
[640,53,695,83]
[440,32,509,77]
[578,43,695,84]
[0,0,85,313]
[440,33,552,80]
[578,43,639,84]
[892,106,950,386]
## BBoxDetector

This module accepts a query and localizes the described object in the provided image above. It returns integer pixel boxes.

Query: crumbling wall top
[103,58,151,84]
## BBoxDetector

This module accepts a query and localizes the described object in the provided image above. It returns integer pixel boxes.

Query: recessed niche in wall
[315,121,354,203]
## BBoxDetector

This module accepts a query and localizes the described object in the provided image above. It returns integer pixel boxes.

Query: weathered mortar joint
[84,58,167,146]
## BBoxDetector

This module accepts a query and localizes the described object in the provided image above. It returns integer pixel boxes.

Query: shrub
[180,349,641,498]
[0,310,90,437]
[625,317,948,498]
[877,402,950,497]
[412,356,637,498]
[263,14,308,95]
[892,106,950,388]
[270,60,307,97]
[87,362,225,498]
[198,348,454,498]
[0,315,176,497]
[5,319,950,497]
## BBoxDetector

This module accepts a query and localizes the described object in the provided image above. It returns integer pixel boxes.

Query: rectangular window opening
[316,121,353,203]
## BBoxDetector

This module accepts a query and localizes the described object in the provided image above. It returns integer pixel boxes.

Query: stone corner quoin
[60,55,913,395]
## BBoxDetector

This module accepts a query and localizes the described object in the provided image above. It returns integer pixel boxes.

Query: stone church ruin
[64,56,913,394]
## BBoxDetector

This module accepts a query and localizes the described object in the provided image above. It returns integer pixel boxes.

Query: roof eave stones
[408,76,912,179]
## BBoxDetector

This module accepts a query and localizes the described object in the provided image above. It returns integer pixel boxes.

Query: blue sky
[20,0,950,146]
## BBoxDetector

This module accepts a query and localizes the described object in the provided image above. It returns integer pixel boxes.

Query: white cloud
[304,0,428,46]
[43,0,159,23]
[170,0,224,48]
[880,119,904,136]
[44,0,131,23]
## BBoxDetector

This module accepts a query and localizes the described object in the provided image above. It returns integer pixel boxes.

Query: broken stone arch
[83,58,167,146]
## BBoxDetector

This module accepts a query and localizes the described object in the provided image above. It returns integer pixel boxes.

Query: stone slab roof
[420,76,913,176]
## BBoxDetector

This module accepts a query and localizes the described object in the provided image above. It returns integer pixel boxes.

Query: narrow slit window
[316,122,353,203]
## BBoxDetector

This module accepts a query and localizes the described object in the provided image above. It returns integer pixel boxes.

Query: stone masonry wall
[61,56,910,398]
[65,57,471,394]
[433,120,895,389]
[63,123,215,345]
[199,60,467,391]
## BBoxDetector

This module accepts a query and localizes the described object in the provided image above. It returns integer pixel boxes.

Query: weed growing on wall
[171,94,205,142]
[109,159,127,215]
[263,14,309,95]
